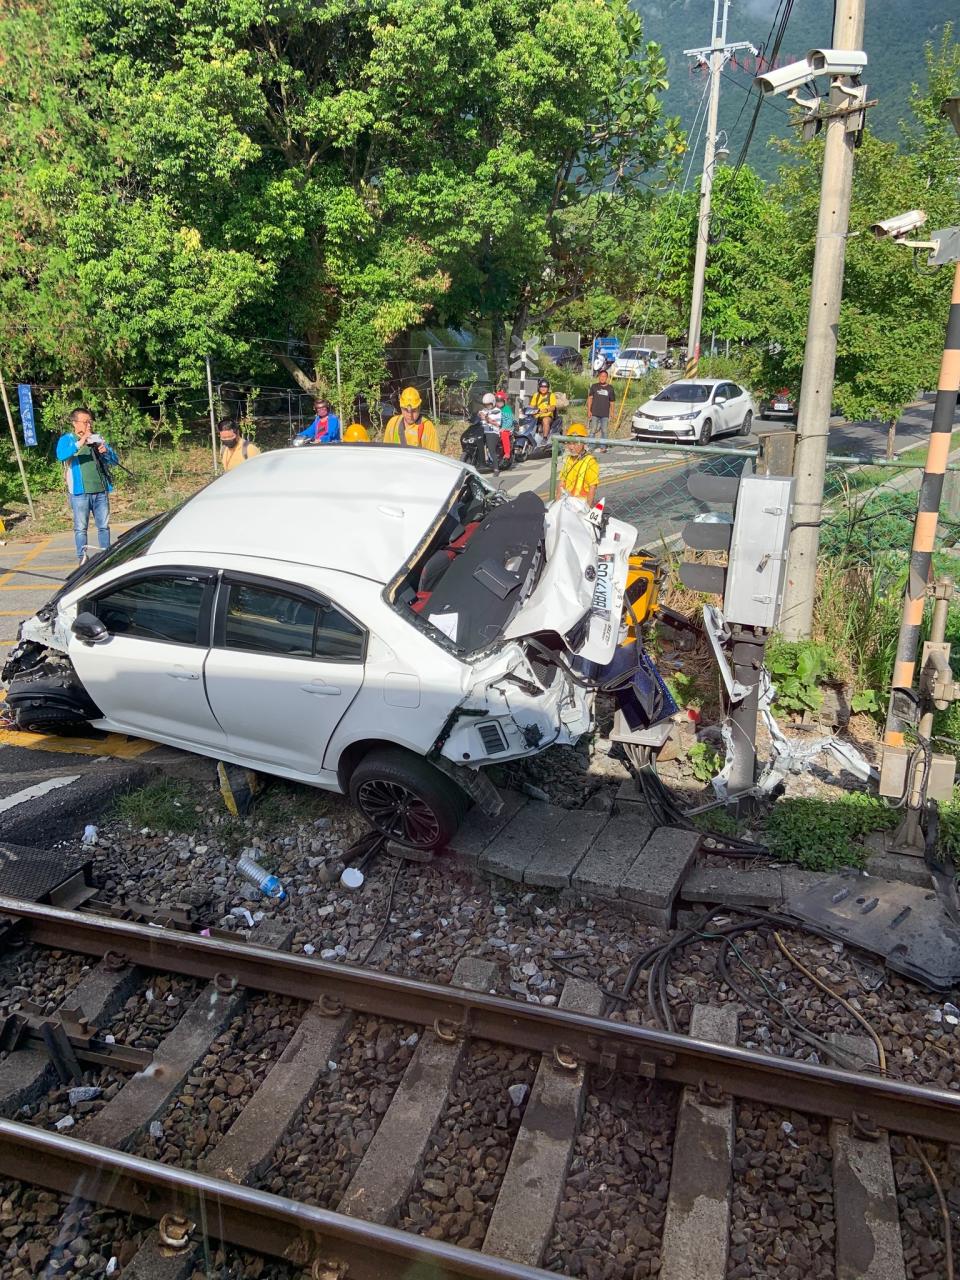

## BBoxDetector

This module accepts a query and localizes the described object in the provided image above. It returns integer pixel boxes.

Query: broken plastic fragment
[303,944,316,956]
[82,824,98,845]
[54,1116,75,1131]
[149,1121,164,1139]
[340,867,364,890]
[230,907,255,928]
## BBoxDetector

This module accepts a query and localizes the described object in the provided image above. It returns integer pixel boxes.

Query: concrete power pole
[685,1,754,370]
[779,0,867,639]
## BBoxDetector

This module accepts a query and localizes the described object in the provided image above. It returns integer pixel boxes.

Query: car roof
[148,445,466,584]
[662,379,728,389]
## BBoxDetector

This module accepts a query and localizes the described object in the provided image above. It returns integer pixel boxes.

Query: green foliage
[937,786,960,866]
[850,689,882,715]
[687,740,722,783]
[666,671,702,710]
[112,780,198,834]
[766,638,838,714]
[765,794,897,871]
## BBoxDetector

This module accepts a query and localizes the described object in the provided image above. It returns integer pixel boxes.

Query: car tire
[698,418,713,445]
[349,747,468,849]
[739,410,753,437]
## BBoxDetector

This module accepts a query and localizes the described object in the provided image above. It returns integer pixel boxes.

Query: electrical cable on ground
[906,1136,955,1280]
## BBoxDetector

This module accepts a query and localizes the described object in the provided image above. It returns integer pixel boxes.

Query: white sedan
[3,447,670,849]
[631,379,756,445]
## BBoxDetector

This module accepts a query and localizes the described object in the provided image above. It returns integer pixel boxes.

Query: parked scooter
[460,419,512,474]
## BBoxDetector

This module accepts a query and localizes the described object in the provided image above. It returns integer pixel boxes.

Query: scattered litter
[252,911,265,924]
[507,1083,529,1108]
[780,1121,794,1135]
[303,944,316,956]
[236,851,287,903]
[200,929,211,938]
[68,1086,101,1105]
[103,1034,116,1045]
[327,1060,338,1072]
[81,824,98,846]
[54,1116,75,1131]
[230,907,255,928]
[145,988,154,1004]
[340,867,364,890]
[149,1120,164,1139]
[105,1260,118,1277]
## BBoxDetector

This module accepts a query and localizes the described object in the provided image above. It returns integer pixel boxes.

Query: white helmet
[482,392,496,406]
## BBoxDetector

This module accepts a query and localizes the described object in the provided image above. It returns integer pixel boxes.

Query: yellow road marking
[0,584,59,592]
[0,536,53,588]
[0,725,156,757]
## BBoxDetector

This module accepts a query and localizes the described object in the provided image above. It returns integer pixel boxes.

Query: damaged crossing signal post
[680,467,795,799]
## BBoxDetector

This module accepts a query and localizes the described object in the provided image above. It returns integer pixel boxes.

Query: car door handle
[167,669,200,681]
[302,682,341,696]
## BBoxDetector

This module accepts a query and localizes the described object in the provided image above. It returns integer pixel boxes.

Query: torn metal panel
[783,868,960,990]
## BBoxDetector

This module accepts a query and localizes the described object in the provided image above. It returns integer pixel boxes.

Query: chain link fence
[548,436,960,562]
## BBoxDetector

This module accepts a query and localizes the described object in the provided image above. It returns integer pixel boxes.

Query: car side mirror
[72,612,108,645]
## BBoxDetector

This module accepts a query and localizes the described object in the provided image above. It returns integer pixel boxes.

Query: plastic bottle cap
[340,867,364,890]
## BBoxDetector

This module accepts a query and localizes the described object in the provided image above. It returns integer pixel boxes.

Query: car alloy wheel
[355,778,442,848]
[740,410,753,437]
[699,418,713,445]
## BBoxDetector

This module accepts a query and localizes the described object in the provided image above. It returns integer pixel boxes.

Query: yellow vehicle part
[622,552,661,639]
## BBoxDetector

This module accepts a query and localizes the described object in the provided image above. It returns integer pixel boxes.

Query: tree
[0,0,679,402]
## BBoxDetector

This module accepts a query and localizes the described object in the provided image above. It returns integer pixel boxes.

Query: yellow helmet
[567,422,588,437]
[343,423,369,442]
[398,387,422,410]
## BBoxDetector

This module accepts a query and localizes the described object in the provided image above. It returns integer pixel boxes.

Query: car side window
[90,575,207,645]
[714,384,728,402]
[221,581,365,663]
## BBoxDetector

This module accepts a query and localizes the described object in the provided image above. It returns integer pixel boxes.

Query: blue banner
[16,384,37,447]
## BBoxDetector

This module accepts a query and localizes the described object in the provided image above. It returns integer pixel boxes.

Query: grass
[111,779,200,834]
[764,793,897,871]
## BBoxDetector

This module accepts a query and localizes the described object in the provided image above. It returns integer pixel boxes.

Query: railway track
[0,895,955,1279]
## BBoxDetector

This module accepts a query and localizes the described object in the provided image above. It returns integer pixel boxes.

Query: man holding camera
[56,407,118,562]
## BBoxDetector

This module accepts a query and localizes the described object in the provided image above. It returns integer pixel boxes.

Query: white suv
[4,447,666,847]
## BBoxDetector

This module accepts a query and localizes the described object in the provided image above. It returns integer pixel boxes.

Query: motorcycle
[460,419,512,474]
[511,408,560,464]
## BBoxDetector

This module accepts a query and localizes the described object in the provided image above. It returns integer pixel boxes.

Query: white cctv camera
[870,210,927,239]
[806,48,868,76]
[754,58,816,96]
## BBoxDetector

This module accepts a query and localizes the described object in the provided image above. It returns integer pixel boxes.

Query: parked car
[611,347,657,379]
[759,388,799,423]
[631,380,756,445]
[3,447,668,849]
[542,344,583,373]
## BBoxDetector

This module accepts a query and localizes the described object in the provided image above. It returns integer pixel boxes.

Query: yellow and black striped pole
[884,259,960,745]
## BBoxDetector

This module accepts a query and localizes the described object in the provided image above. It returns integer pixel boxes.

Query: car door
[69,569,225,748]
[726,383,748,431]
[202,575,366,774]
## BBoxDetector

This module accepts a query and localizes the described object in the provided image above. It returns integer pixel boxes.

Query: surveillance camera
[754,58,815,96]
[869,210,927,239]
[806,48,868,76]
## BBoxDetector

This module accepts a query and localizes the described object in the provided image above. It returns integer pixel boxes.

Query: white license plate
[591,554,615,615]
[774,402,790,411]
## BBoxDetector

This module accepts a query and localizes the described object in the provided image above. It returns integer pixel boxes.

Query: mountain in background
[637,0,949,181]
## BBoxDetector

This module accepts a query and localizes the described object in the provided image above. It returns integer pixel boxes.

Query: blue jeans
[69,491,111,560]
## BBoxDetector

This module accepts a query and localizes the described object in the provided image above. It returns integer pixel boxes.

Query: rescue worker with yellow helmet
[384,387,439,451]
[555,423,599,506]
[342,423,369,443]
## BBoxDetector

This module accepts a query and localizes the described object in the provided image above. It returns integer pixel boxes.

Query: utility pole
[779,0,867,639]
[685,1,754,372]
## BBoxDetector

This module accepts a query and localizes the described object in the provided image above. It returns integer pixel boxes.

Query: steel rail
[0,1118,554,1280]
[1,896,958,1144]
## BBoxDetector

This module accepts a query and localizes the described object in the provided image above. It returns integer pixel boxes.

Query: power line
[732,0,797,175]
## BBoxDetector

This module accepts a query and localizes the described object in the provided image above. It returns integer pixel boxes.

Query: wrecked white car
[3,447,671,847]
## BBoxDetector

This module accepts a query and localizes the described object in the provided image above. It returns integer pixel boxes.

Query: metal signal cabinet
[723,474,795,630]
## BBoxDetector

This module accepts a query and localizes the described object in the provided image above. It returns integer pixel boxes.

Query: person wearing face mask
[56,406,119,562]
[218,419,261,470]
[294,397,341,445]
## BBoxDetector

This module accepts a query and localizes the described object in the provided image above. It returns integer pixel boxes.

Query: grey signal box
[680,470,794,630]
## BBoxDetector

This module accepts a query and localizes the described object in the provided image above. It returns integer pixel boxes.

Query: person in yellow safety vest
[343,423,370,442]
[384,387,439,451]
[555,423,599,506]
[528,378,558,438]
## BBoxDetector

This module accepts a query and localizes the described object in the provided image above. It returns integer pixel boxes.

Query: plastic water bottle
[236,852,287,903]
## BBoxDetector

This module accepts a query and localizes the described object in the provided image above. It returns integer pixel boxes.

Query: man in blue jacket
[294,397,340,445]
[56,407,119,561]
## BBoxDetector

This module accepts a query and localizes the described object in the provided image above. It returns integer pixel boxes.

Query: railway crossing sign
[508,343,539,398]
